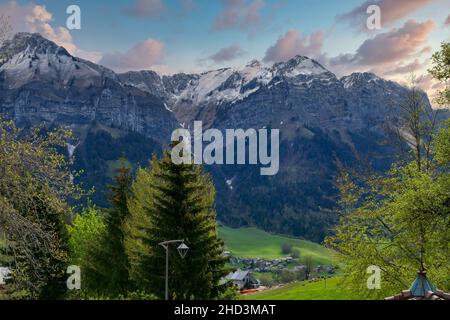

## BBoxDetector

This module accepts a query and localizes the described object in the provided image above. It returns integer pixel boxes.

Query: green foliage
[0,120,78,299]
[257,273,276,288]
[281,243,293,255]
[67,205,106,295]
[247,277,358,300]
[434,118,450,167]
[303,256,314,279]
[217,285,242,300]
[124,167,154,286]
[326,120,450,299]
[291,249,300,259]
[68,165,135,298]
[279,270,297,284]
[429,42,450,106]
[127,152,228,300]
[96,165,133,296]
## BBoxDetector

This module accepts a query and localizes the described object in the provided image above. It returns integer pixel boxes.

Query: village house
[225,269,260,290]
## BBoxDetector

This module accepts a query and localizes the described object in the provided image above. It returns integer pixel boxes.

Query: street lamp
[159,240,189,300]
[177,243,189,259]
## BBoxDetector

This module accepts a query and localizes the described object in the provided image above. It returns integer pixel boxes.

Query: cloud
[150,64,178,75]
[212,0,265,34]
[445,14,450,26]
[76,49,103,64]
[413,73,448,107]
[0,1,77,53]
[123,0,166,18]
[418,46,433,56]
[328,20,435,74]
[208,44,246,64]
[263,30,324,63]
[383,59,425,76]
[0,1,102,63]
[99,39,165,72]
[354,19,434,65]
[337,0,434,31]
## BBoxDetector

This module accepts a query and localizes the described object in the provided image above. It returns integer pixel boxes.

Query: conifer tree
[129,151,228,300]
[96,162,133,296]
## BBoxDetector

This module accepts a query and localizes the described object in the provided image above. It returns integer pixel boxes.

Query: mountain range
[0,32,445,241]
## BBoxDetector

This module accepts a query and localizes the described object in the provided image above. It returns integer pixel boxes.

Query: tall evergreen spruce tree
[97,164,132,296]
[135,152,228,300]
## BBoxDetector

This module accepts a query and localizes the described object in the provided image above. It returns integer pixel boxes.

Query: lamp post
[158,240,189,300]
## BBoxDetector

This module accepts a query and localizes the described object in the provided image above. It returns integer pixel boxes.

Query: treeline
[0,126,234,299]
[68,152,235,300]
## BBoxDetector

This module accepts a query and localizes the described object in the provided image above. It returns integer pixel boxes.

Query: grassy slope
[218,226,335,265]
[247,277,358,300]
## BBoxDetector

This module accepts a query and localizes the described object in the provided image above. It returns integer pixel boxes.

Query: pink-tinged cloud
[330,19,435,71]
[338,0,434,31]
[0,1,102,63]
[418,46,433,56]
[99,39,165,72]
[208,44,246,63]
[355,20,435,65]
[123,0,166,18]
[383,59,425,76]
[212,0,265,33]
[413,73,448,107]
[263,30,324,63]
[0,1,77,54]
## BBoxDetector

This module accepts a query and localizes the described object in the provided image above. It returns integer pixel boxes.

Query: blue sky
[2,0,450,93]
[24,0,377,66]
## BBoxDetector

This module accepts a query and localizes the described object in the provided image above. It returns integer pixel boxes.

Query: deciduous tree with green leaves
[0,121,80,299]
[67,205,107,296]
[326,45,450,299]
[429,42,450,106]
[326,110,450,299]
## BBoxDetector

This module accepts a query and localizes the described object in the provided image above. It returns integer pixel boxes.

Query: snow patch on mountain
[241,60,273,85]
[282,57,328,77]
[0,33,116,89]
[165,56,333,107]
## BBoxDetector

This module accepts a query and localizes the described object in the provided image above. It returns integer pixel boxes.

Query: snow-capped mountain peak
[1,32,70,57]
[340,72,401,90]
[0,33,116,89]
[273,55,329,77]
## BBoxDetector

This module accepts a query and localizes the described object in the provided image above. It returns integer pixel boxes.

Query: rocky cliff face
[0,33,178,143]
[0,33,443,241]
[119,54,426,136]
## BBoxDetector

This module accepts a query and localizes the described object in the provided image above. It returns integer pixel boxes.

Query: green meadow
[246,277,359,300]
[218,226,335,265]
